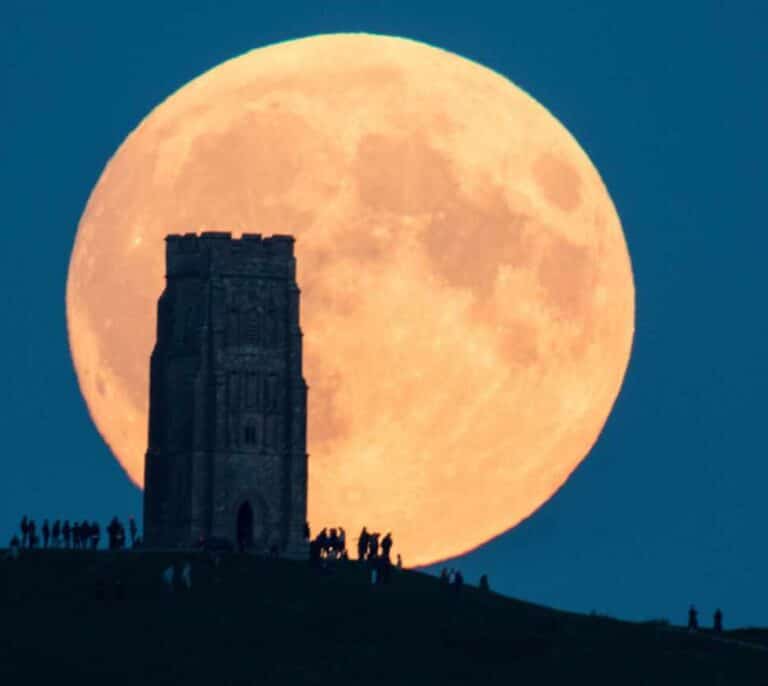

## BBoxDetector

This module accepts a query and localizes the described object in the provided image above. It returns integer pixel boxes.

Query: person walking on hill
[91,521,100,550]
[380,533,393,563]
[714,609,723,633]
[368,532,380,560]
[20,516,29,548]
[28,520,38,549]
[62,520,71,549]
[181,561,192,590]
[357,527,369,561]
[52,520,61,548]
[479,574,490,592]
[80,521,91,549]
[107,517,120,550]
[688,605,699,632]
[6,535,21,560]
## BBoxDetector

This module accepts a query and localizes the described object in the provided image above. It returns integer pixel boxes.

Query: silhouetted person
[91,521,100,550]
[62,520,71,549]
[80,521,91,549]
[688,605,699,631]
[41,520,50,549]
[380,532,393,562]
[181,561,192,590]
[357,527,369,561]
[368,532,380,560]
[454,570,464,592]
[162,565,174,592]
[304,522,311,541]
[117,521,126,549]
[714,609,723,633]
[6,535,21,560]
[328,528,340,558]
[52,520,61,548]
[338,527,346,557]
[28,520,37,549]
[107,517,120,550]
[20,516,29,548]
[396,554,402,570]
[479,574,490,592]
[129,516,138,548]
[73,522,81,549]
[316,528,329,558]
[440,568,449,585]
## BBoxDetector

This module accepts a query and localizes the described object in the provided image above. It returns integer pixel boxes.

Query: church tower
[143,232,308,557]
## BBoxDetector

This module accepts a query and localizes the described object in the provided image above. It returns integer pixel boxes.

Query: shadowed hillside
[1,551,766,684]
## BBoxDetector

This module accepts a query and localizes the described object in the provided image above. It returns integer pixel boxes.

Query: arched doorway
[236,501,254,552]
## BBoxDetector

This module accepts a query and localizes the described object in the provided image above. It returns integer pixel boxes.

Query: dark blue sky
[2,1,766,626]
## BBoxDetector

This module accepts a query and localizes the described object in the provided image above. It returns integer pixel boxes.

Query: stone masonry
[143,232,308,557]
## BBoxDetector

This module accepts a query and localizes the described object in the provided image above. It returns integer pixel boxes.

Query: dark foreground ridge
[1,551,766,685]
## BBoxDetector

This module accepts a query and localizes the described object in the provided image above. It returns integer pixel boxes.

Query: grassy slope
[0,551,766,685]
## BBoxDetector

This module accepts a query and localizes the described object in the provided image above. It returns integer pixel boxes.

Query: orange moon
[66,34,634,566]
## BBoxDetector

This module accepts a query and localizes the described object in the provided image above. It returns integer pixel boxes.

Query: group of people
[308,526,348,560]
[356,527,395,564]
[688,605,724,633]
[9,515,139,552]
[306,524,402,584]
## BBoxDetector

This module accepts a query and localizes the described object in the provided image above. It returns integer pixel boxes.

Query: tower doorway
[236,501,254,552]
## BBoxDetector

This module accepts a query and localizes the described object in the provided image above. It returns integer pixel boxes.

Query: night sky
[2,1,766,626]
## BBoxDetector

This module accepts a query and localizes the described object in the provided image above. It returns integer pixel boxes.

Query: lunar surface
[66,33,635,565]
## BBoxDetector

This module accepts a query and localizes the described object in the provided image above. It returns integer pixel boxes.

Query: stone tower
[143,231,308,557]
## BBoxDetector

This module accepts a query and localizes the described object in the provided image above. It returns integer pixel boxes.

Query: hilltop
[1,551,766,684]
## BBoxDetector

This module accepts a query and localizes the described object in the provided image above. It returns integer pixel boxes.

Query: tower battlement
[165,232,296,279]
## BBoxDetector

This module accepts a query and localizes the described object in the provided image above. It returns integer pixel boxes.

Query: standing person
[338,527,346,558]
[181,561,192,590]
[479,574,490,592]
[396,554,403,571]
[7,535,21,560]
[107,517,119,550]
[91,522,100,550]
[357,527,369,562]
[28,520,37,549]
[714,609,723,633]
[73,522,81,549]
[380,533,393,562]
[80,521,91,549]
[162,565,175,592]
[128,517,138,548]
[52,520,61,548]
[20,516,29,548]
[42,520,50,549]
[62,520,71,549]
[688,605,699,632]
[368,532,380,560]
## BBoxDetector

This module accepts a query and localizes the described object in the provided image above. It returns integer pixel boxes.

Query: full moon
[67,34,634,566]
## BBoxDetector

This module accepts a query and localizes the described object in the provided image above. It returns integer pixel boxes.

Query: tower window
[244,425,256,445]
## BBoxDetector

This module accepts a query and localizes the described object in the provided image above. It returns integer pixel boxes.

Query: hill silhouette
[1,550,766,684]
